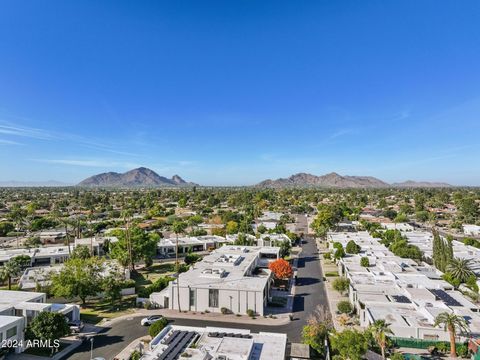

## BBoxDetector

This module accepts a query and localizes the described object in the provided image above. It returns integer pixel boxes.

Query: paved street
[66,236,329,359]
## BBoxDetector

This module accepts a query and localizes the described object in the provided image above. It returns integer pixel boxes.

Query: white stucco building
[150,245,280,316]
[329,231,480,342]
[0,290,80,353]
[142,325,287,360]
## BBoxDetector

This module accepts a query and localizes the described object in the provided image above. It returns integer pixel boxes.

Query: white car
[141,315,164,326]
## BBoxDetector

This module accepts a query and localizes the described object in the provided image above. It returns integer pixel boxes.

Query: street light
[90,337,94,360]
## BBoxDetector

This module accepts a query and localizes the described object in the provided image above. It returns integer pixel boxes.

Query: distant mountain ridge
[391,180,452,188]
[0,180,71,187]
[78,167,196,188]
[256,172,453,188]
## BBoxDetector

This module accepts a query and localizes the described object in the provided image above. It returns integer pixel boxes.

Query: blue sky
[1,1,480,186]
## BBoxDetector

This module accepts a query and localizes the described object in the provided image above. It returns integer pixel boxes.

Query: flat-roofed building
[330,231,480,342]
[150,245,280,316]
[0,290,80,353]
[142,325,287,360]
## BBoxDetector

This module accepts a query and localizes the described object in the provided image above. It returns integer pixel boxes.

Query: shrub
[246,309,255,317]
[323,252,332,260]
[220,307,230,315]
[360,257,369,267]
[337,301,353,314]
[332,277,350,295]
[130,350,142,360]
[184,253,201,265]
[345,240,360,254]
[148,318,168,338]
[325,272,338,277]
[390,352,404,360]
[456,344,468,358]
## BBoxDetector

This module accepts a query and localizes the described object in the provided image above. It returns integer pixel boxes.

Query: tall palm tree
[172,220,187,312]
[0,259,22,290]
[447,258,474,283]
[121,209,134,271]
[369,319,393,360]
[434,312,470,358]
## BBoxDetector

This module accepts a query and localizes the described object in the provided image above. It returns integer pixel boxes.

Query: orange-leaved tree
[268,258,293,279]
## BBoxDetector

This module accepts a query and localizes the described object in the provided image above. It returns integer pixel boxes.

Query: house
[329,231,480,342]
[38,230,66,244]
[0,245,70,267]
[0,316,24,353]
[142,325,287,360]
[157,235,229,256]
[258,233,291,247]
[150,245,280,316]
[0,290,80,353]
[74,236,118,256]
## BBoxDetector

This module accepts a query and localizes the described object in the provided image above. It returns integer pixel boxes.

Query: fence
[391,337,464,350]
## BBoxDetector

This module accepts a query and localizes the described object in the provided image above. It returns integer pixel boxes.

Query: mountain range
[255,172,453,188]
[1,168,454,188]
[77,167,197,188]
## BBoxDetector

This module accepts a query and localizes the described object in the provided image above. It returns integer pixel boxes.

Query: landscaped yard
[132,262,177,288]
[80,295,137,324]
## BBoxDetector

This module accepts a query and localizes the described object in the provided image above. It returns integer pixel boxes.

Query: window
[189,289,196,307]
[209,289,219,308]
[6,326,17,339]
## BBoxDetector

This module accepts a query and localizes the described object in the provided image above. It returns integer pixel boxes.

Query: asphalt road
[66,236,329,360]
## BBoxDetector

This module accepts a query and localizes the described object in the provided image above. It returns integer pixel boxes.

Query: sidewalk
[315,239,356,331]
[101,306,292,328]
[114,336,150,360]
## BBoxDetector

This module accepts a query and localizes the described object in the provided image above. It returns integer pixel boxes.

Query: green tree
[330,329,368,360]
[369,319,393,360]
[334,247,345,260]
[447,258,474,283]
[0,222,14,236]
[332,277,350,295]
[337,301,353,314]
[51,257,103,307]
[434,312,470,358]
[226,220,239,234]
[302,320,331,356]
[184,253,201,265]
[345,240,360,254]
[27,312,69,354]
[102,274,123,307]
[360,257,370,267]
[0,255,30,289]
[149,317,169,338]
[70,245,91,260]
[110,227,158,270]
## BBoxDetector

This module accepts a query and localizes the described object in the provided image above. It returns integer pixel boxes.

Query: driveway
[66,236,329,359]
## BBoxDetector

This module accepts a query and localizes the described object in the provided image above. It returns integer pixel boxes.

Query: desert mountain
[256,172,452,188]
[78,167,196,187]
[391,180,452,188]
[256,172,389,188]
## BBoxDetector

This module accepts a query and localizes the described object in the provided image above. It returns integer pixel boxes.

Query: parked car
[68,320,84,333]
[141,315,164,326]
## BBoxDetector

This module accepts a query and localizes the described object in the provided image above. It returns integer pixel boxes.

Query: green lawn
[80,295,137,324]
[132,262,176,287]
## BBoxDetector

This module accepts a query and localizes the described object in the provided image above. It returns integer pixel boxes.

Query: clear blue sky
[1,1,480,186]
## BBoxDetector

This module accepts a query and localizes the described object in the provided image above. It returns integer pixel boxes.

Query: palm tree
[0,259,22,290]
[369,319,393,360]
[172,220,187,312]
[434,312,470,358]
[447,258,474,283]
